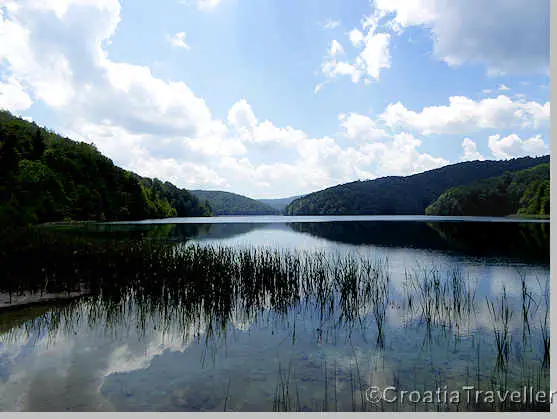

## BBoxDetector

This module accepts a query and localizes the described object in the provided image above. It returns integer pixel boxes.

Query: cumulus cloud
[227,99,306,147]
[319,22,391,84]
[320,0,548,88]
[0,0,235,180]
[380,95,550,135]
[355,32,391,80]
[348,29,364,47]
[461,138,485,161]
[0,77,33,112]
[0,0,547,199]
[359,132,449,176]
[339,112,389,141]
[320,40,363,84]
[218,104,448,195]
[488,133,549,159]
[373,0,549,75]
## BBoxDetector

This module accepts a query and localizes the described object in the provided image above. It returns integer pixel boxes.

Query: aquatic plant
[486,287,513,369]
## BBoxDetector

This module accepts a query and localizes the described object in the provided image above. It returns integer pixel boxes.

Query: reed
[486,287,513,369]
[0,228,550,412]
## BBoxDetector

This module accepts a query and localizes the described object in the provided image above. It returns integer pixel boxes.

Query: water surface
[0,216,550,411]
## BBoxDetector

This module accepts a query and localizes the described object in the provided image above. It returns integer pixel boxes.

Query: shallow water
[0,217,550,411]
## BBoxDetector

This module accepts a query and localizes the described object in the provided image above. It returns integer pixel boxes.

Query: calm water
[0,217,550,411]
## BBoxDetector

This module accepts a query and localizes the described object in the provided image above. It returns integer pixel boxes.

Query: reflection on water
[84,219,550,264]
[0,219,550,412]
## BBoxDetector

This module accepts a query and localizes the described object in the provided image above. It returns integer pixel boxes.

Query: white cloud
[167,32,190,50]
[0,0,232,188]
[0,4,78,108]
[355,32,391,80]
[321,59,362,83]
[498,84,510,91]
[320,39,362,83]
[460,138,485,161]
[320,0,548,87]
[322,19,340,30]
[0,0,547,199]
[488,133,549,159]
[0,77,33,112]
[65,119,230,188]
[97,60,216,137]
[359,132,449,176]
[372,0,549,75]
[339,112,389,141]
[329,40,344,56]
[348,29,364,47]
[227,99,258,139]
[380,95,550,135]
[313,81,328,94]
[219,104,448,195]
[320,22,391,84]
[374,0,437,29]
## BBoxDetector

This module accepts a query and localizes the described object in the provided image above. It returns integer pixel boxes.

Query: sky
[0,0,551,199]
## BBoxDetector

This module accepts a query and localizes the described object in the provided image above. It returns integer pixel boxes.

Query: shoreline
[0,290,90,312]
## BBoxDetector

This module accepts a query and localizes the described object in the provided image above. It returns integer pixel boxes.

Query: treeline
[284,156,550,216]
[425,163,549,217]
[0,111,211,227]
[191,190,279,215]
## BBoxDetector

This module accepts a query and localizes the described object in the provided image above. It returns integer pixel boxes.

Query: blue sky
[0,0,550,198]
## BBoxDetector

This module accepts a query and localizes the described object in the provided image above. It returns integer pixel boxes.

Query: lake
[0,216,550,412]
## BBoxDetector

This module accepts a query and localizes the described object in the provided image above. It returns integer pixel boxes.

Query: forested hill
[426,163,549,217]
[191,190,279,215]
[284,156,550,216]
[0,111,211,227]
[258,195,302,212]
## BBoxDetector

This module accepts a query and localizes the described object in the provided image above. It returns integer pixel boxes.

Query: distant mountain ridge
[258,195,302,212]
[284,156,550,216]
[191,190,279,215]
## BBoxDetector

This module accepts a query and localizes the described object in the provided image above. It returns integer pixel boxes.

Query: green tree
[30,129,45,160]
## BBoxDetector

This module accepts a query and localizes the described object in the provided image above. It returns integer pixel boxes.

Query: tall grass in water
[363,257,390,348]
[537,277,550,369]
[1,231,391,346]
[0,229,550,412]
[486,287,513,370]
[518,272,536,347]
[403,265,477,335]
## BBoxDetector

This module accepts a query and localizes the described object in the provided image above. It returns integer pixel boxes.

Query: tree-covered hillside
[191,190,279,215]
[0,111,211,227]
[425,163,549,217]
[284,156,550,216]
[258,196,302,213]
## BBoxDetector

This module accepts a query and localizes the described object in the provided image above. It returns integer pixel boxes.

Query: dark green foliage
[191,190,279,215]
[426,163,549,217]
[0,111,211,227]
[284,156,550,216]
[30,129,45,160]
